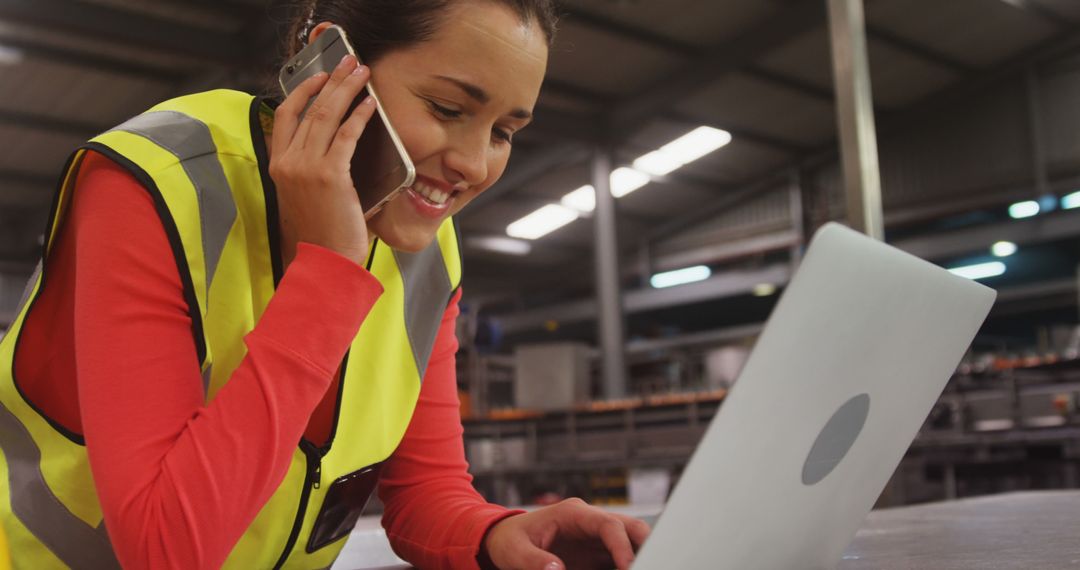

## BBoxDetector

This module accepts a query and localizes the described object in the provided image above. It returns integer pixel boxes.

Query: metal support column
[638,241,653,289]
[592,147,628,399]
[1026,67,1050,198]
[788,169,806,266]
[827,0,884,240]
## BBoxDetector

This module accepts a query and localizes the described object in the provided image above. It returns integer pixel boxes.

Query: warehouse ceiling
[1,0,1079,307]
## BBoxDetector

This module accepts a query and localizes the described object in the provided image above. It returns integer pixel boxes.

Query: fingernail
[338,54,352,68]
[544,563,561,570]
[351,64,368,76]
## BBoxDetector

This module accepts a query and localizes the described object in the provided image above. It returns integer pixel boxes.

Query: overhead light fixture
[752,283,777,297]
[632,126,732,177]
[1062,191,1080,210]
[948,261,1006,281]
[560,167,654,212]
[610,167,650,198]
[0,44,23,65]
[1008,200,1039,219]
[561,184,596,213]
[632,150,682,176]
[991,241,1017,258]
[650,265,711,288]
[506,204,579,240]
[466,235,532,256]
[542,126,732,240]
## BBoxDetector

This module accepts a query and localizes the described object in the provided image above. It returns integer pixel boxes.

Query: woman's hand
[482,498,652,570]
[268,54,377,265]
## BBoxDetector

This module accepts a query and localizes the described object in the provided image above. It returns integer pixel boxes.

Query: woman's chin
[368,217,434,253]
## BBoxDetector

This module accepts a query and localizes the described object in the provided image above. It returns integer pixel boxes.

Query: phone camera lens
[286,64,295,74]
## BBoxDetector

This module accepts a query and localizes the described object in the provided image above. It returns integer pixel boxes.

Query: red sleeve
[71,151,384,569]
[378,289,525,570]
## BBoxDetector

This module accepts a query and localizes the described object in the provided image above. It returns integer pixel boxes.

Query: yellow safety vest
[0,90,462,569]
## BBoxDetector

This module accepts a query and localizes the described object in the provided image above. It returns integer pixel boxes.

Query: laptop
[631,223,996,569]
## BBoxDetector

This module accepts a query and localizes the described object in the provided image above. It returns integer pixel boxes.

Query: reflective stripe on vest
[394,245,453,379]
[0,402,119,569]
[109,110,237,299]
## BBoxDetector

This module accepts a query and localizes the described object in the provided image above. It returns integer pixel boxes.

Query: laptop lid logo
[802,393,871,485]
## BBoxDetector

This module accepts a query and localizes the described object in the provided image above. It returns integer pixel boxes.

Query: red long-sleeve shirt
[13,150,519,569]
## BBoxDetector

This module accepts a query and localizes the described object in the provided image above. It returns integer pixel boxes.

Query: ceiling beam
[607,0,826,138]
[560,6,837,108]
[998,0,1077,29]
[743,65,837,103]
[0,0,250,65]
[0,36,188,82]
[0,169,54,188]
[865,25,978,76]
[0,109,106,138]
[559,8,698,58]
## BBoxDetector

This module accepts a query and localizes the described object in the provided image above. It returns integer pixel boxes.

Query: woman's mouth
[413,177,454,205]
[404,176,459,219]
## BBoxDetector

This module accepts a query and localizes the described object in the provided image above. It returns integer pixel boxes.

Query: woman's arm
[378,289,525,570]
[71,151,383,569]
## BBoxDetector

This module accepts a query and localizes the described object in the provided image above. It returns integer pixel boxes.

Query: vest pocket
[306,462,383,553]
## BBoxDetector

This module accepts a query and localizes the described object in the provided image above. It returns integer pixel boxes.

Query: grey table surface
[334,491,1080,569]
[838,490,1080,569]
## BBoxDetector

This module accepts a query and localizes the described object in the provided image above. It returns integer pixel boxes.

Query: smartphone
[279,24,416,220]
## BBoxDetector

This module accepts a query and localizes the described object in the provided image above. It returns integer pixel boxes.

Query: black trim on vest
[83,142,209,368]
[9,150,89,446]
[251,97,285,286]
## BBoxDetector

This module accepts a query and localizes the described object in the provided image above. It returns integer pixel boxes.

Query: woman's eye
[492,127,513,144]
[428,100,462,119]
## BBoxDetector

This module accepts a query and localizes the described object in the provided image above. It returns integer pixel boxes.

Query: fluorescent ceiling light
[1008,200,1039,219]
[632,150,682,176]
[466,235,532,256]
[948,261,1006,281]
[561,168,653,211]
[632,126,732,177]
[1062,191,1080,210]
[561,184,595,213]
[752,283,777,297]
[610,167,650,198]
[0,45,23,65]
[506,204,579,240]
[991,241,1017,258]
[661,126,732,163]
[650,265,711,288]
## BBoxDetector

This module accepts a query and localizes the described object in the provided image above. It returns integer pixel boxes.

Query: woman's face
[332,2,548,252]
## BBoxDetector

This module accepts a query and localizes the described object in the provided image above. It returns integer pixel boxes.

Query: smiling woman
[0,0,650,569]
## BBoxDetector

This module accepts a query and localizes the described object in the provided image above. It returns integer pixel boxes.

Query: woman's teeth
[414,181,451,205]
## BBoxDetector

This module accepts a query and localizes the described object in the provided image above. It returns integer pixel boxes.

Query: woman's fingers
[613,513,652,551]
[298,56,370,154]
[326,95,377,165]
[595,517,637,570]
[559,500,638,570]
[271,71,329,157]
[514,537,565,570]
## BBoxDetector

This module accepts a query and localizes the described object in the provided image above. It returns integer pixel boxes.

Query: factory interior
[1,0,1079,568]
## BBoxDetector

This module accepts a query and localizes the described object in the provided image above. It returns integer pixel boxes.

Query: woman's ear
[308,21,335,45]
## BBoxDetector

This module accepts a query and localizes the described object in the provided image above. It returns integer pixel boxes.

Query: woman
[0,0,652,569]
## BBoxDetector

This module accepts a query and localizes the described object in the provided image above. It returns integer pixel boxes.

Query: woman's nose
[444,136,489,187]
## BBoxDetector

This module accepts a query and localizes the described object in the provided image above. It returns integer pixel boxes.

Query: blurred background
[1,0,1079,511]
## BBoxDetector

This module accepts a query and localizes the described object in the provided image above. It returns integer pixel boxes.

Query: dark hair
[283,0,558,65]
